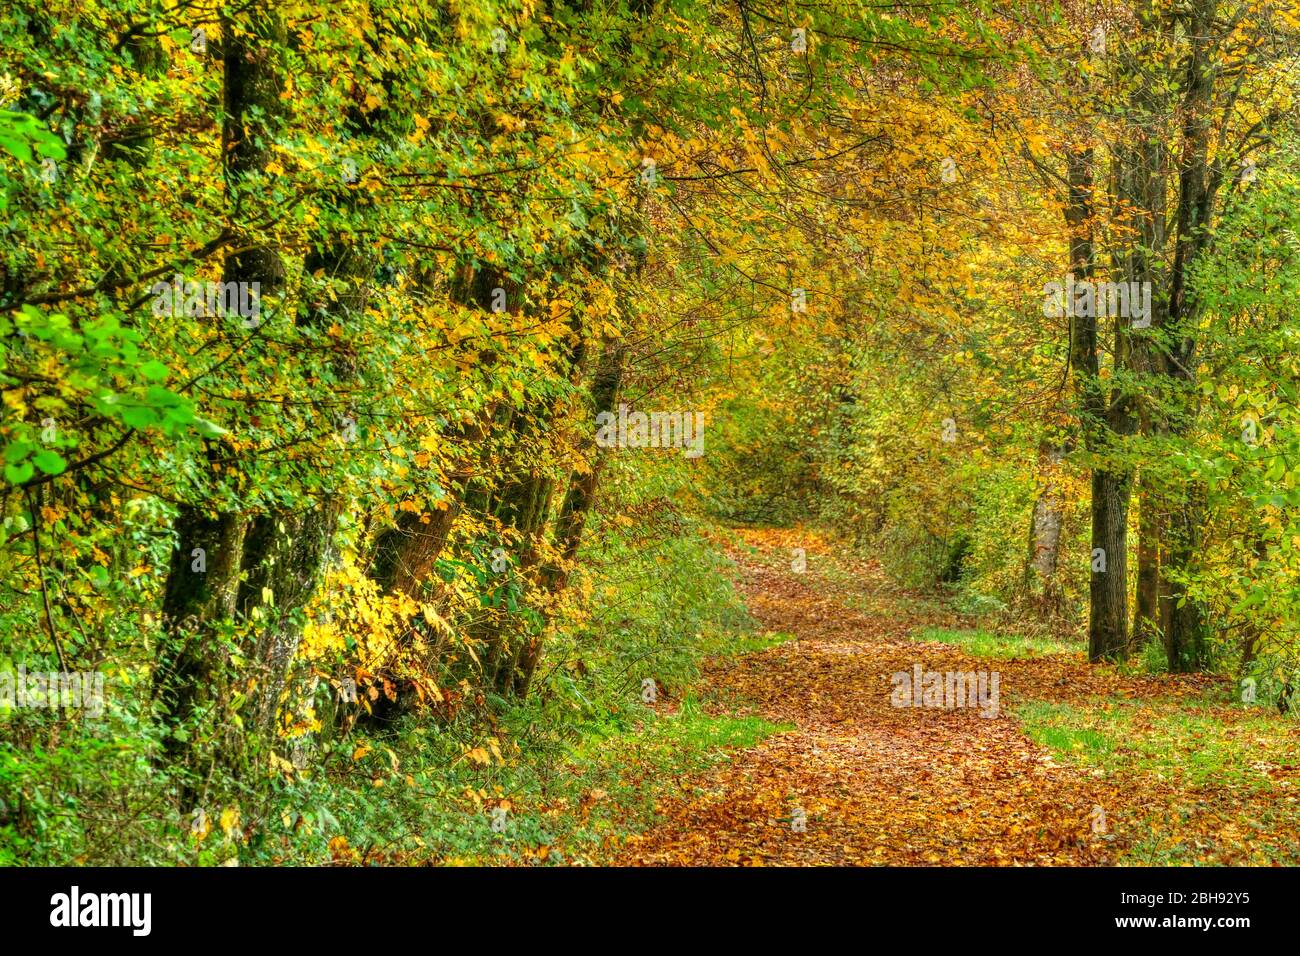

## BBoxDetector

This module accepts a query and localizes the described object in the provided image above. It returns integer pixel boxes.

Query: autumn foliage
[2,0,1300,866]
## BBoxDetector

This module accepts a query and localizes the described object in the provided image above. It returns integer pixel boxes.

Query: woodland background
[2,0,1300,865]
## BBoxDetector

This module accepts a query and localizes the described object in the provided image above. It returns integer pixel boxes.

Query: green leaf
[2,441,33,464]
[139,359,169,381]
[120,406,158,429]
[31,450,66,476]
[4,460,34,484]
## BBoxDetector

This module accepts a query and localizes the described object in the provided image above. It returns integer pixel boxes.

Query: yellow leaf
[220,807,241,838]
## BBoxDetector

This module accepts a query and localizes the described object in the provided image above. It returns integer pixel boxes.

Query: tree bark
[1163,485,1210,671]
[154,504,246,765]
[1025,442,1065,611]
[1119,9,1168,658]
[155,4,290,762]
[237,236,372,731]
[1064,144,1133,662]
[1155,0,1220,671]
[1133,472,1162,650]
[1089,468,1132,660]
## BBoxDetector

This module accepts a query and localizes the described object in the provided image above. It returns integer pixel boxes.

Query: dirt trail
[613,528,1192,865]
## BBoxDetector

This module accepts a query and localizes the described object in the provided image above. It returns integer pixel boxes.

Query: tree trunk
[237,504,341,729]
[1153,0,1219,671]
[1025,442,1065,611]
[1164,486,1210,671]
[494,469,556,697]
[155,4,289,764]
[1133,472,1162,650]
[370,504,460,598]
[237,236,371,731]
[514,348,625,697]
[1119,16,1167,659]
[1089,468,1131,661]
[367,266,511,599]
[154,505,246,766]
[1063,144,1133,662]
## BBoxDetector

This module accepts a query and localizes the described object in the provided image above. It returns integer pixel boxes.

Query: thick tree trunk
[1119,24,1167,659]
[370,504,460,597]
[1025,442,1065,611]
[1089,468,1132,661]
[1164,487,1210,671]
[1133,473,1162,649]
[155,506,246,765]
[1064,144,1133,662]
[155,4,290,763]
[237,237,371,731]
[1153,0,1219,671]
[237,504,341,729]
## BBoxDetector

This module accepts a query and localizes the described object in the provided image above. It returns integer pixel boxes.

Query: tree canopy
[3,0,1300,868]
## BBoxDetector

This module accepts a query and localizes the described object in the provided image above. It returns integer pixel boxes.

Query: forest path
[611,527,1143,865]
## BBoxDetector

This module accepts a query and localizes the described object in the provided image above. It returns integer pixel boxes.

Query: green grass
[914,626,1077,659]
[0,518,785,868]
[443,696,790,865]
[722,630,796,655]
[1015,696,1300,790]
[1016,694,1300,865]
[816,562,947,618]
[630,696,790,754]
[225,684,790,868]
